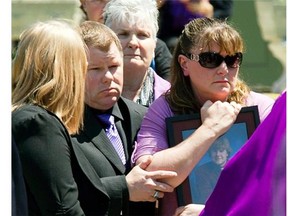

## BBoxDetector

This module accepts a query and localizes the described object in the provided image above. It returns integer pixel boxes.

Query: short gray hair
[103,0,159,40]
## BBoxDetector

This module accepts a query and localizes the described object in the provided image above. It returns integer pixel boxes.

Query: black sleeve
[101,175,129,215]
[12,137,28,216]
[12,110,84,215]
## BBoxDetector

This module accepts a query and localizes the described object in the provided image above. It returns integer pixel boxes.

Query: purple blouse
[153,70,171,100]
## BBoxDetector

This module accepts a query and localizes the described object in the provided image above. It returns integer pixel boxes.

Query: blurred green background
[229,0,285,94]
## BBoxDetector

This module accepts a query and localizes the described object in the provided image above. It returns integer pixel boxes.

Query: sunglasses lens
[199,52,242,68]
[199,53,223,68]
[225,53,242,68]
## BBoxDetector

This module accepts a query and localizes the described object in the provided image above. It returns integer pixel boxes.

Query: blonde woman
[12,19,98,215]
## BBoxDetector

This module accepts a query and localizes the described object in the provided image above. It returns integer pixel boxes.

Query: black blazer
[12,137,28,216]
[154,38,172,81]
[12,105,111,216]
[72,97,156,216]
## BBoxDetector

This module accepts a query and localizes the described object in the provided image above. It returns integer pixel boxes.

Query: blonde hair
[12,19,88,134]
[167,17,250,114]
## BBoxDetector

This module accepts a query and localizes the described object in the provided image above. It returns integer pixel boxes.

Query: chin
[216,90,230,100]
[109,96,120,104]
[102,100,118,110]
[111,96,119,102]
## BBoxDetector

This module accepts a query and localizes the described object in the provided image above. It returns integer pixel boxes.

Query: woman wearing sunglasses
[131,17,275,215]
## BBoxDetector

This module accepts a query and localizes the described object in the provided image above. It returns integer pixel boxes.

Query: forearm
[136,100,240,188]
[142,124,218,187]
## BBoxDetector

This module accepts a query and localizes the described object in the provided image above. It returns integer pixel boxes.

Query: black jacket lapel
[83,106,126,173]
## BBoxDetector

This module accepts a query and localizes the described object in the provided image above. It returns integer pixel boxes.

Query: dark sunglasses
[185,52,243,69]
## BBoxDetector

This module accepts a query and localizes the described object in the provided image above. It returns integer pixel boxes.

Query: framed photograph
[165,106,260,206]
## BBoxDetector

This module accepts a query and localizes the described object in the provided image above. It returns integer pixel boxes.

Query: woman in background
[103,0,171,106]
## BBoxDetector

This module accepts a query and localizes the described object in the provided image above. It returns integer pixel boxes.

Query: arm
[126,156,177,202]
[135,100,241,188]
[100,156,177,203]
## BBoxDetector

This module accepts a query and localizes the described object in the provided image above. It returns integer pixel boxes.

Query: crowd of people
[12,0,284,216]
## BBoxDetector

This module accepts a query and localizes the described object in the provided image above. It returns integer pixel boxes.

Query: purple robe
[200,91,286,216]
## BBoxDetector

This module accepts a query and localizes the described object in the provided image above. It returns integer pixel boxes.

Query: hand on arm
[126,155,177,202]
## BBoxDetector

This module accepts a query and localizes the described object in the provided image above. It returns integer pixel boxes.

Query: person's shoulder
[149,95,172,116]
[156,38,168,47]
[246,91,276,122]
[151,94,169,106]
[248,91,275,101]
[246,91,275,106]
[118,97,148,113]
[13,104,48,120]
[156,38,172,56]
[12,104,62,131]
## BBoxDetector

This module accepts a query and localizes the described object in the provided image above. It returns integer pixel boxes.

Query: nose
[216,61,229,75]
[102,70,114,84]
[128,34,139,49]
[216,150,222,156]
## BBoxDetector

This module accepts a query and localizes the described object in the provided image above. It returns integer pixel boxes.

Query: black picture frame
[165,106,260,206]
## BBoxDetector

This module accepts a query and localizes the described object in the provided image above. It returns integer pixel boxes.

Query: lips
[214,80,229,83]
[125,51,141,55]
[124,54,141,60]
[102,87,117,93]
[213,80,231,86]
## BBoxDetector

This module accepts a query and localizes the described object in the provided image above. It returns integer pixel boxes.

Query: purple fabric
[200,91,286,216]
[245,91,275,122]
[153,70,171,99]
[169,0,203,31]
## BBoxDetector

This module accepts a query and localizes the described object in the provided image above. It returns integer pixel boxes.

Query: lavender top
[153,70,171,100]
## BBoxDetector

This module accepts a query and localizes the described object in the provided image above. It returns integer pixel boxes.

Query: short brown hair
[80,20,123,54]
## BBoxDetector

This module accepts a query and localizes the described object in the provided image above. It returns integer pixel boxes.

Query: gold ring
[152,190,159,199]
